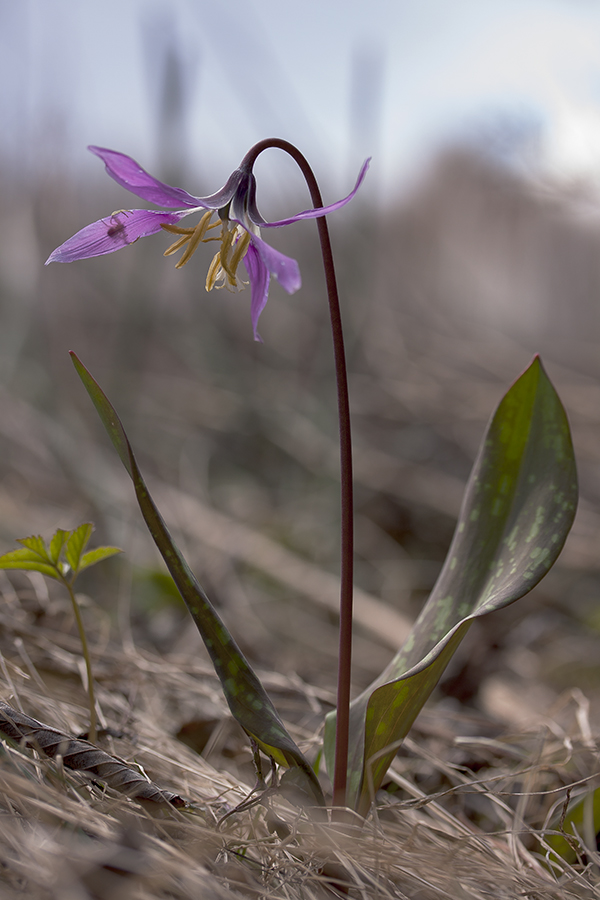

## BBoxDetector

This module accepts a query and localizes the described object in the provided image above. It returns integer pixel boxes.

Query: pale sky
[2,0,600,200]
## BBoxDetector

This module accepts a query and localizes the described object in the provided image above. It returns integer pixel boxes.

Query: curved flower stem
[243,139,354,808]
[61,575,97,744]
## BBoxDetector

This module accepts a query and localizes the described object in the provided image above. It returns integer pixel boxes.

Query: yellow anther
[204,228,252,294]
[217,227,238,278]
[175,211,215,268]
[161,213,221,264]
[205,251,223,291]
[162,223,195,257]
[227,230,251,278]
[161,214,251,292]
[161,224,196,236]
[163,233,193,257]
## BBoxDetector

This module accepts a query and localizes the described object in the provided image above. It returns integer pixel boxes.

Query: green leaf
[65,523,94,574]
[17,535,51,563]
[0,547,60,580]
[78,546,122,572]
[49,529,69,565]
[325,357,578,813]
[70,351,325,807]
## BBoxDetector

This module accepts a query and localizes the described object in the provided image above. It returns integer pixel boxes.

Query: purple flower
[46,146,369,340]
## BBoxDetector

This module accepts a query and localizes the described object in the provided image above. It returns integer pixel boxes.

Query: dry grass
[0,556,598,897]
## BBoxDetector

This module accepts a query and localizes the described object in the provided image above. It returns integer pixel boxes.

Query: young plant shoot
[0,525,121,743]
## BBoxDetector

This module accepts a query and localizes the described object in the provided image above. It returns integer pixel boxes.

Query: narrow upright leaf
[71,352,325,806]
[325,357,577,813]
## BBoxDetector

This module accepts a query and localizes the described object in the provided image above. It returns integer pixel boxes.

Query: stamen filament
[228,231,252,278]
[218,227,237,279]
[205,252,222,291]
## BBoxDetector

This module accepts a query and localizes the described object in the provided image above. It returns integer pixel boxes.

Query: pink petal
[45,209,192,264]
[88,146,201,208]
[261,159,370,228]
[249,234,301,294]
[242,236,301,340]
[243,244,269,342]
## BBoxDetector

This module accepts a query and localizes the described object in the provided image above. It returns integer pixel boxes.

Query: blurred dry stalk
[0,143,599,893]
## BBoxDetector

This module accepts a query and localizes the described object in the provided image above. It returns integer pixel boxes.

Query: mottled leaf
[71,352,324,807]
[0,701,184,808]
[325,357,577,813]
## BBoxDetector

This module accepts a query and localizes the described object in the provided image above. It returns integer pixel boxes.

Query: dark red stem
[243,139,353,808]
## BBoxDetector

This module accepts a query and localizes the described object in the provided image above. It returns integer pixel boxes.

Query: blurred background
[1,0,600,771]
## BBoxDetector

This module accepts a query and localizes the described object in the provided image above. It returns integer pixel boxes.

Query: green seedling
[0,524,121,743]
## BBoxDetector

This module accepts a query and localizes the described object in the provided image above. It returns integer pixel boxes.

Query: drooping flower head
[46,146,369,340]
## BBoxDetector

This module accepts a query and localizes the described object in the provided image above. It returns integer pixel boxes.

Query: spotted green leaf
[70,351,325,806]
[325,357,577,813]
